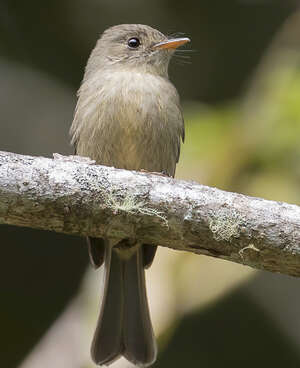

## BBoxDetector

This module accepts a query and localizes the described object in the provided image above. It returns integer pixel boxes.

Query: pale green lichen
[104,191,168,227]
[239,243,260,260]
[208,208,246,242]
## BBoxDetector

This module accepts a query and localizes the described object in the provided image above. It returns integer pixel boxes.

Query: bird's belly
[86,116,174,174]
[74,71,182,176]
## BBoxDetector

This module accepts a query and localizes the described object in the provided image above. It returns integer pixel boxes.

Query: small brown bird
[70,24,189,366]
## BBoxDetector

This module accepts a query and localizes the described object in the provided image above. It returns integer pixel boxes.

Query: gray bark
[0,150,300,276]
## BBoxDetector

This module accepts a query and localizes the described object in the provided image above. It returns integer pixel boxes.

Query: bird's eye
[127,38,140,49]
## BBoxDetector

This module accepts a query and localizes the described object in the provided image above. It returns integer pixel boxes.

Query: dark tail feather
[91,246,124,365]
[87,237,106,269]
[91,245,157,367]
[123,247,157,366]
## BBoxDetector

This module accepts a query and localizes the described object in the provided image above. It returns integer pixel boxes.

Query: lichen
[104,191,168,227]
[239,243,260,260]
[208,207,246,242]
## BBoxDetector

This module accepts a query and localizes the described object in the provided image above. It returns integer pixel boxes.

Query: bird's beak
[153,37,190,50]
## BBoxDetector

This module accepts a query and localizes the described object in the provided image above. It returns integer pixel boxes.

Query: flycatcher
[70,24,190,367]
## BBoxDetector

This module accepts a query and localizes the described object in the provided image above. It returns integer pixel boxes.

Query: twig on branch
[0,150,300,276]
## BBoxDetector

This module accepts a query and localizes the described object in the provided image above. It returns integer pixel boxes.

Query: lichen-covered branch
[0,150,300,276]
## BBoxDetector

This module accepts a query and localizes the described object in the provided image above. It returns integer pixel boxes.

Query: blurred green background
[1,1,300,368]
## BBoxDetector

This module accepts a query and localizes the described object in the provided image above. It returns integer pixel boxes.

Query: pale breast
[71,70,184,176]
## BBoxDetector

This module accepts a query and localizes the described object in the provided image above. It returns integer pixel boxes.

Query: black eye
[127,37,140,49]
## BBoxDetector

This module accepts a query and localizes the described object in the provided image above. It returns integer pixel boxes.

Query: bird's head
[86,24,190,77]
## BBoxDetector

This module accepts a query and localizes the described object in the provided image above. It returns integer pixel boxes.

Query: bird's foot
[140,169,170,177]
[53,153,96,165]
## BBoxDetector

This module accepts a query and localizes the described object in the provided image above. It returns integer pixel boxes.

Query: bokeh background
[1,1,300,367]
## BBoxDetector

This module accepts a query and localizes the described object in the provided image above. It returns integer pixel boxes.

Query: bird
[70,24,189,367]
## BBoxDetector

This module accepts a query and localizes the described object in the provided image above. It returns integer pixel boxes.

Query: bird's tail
[91,243,157,366]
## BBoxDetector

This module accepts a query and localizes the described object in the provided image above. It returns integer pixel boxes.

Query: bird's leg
[140,169,171,177]
[53,153,96,165]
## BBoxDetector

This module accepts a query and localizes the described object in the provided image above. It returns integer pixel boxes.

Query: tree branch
[1,150,300,276]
